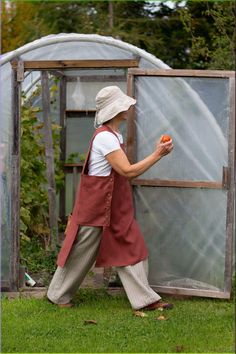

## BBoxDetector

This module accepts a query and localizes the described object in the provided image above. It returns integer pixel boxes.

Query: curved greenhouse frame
[0,34,235,297]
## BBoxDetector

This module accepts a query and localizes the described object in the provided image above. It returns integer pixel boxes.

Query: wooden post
[41,71,58,250]
[224,76,235,295]
[10,60,21,291]
[126,72,136,164]
[59,76,66,223]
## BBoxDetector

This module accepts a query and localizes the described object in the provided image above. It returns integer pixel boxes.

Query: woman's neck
[105,120,120,133]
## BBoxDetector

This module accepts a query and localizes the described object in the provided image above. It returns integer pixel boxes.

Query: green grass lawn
[1,289,235,353]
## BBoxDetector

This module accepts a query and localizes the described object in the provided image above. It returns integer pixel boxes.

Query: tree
[2,1,234,68]
[37,1,96,33]
[206,1,235,70]
[179,0,235,69]
[140,1,191,68]
[1,1,48,53]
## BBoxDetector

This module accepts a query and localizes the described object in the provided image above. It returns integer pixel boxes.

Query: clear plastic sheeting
[133,74,232,295]
[135,76,229,181]
[66,116,95,161]
[23,71,41,97]
[0,62,12,286]
[0,143,11,284]
[66,69,126,110]
[134,186,227,291]
[66,174,80,216]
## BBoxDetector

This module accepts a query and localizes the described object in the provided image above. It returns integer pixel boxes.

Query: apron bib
[57,126,148,267]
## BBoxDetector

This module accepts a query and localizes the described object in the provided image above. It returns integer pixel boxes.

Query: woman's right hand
[155,137,174,158]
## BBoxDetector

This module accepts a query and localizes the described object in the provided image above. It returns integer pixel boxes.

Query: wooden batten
[17,60,24,82]
[11,59,140,70]
[126,72,136,164]
[128,68,235,78]
[223,76,235,294]
[131,179,223,189]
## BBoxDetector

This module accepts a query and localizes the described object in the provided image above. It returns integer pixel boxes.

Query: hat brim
[95,96,136,126]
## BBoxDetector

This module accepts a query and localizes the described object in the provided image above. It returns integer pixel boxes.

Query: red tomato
[161,134,171,143]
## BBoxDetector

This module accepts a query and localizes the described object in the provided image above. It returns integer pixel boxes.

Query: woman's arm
[105,139,173,179]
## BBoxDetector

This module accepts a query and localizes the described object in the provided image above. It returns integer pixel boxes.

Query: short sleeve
[92,131,121,156]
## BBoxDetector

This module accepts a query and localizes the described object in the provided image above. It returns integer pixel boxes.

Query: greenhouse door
[127,69,235,298]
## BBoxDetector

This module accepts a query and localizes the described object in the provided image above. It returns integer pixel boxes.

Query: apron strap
[82,125,121,175]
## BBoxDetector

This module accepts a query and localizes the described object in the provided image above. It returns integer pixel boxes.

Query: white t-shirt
[88,131,123,176]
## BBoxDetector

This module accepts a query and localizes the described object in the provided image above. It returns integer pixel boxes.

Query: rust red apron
[57,126,148,268]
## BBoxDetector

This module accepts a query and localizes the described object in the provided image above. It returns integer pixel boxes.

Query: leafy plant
[20,82,64,272]
[66,152,86,164]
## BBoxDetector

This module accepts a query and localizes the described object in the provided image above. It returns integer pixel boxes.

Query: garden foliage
[20,82,64,272]
[2,1,235,70]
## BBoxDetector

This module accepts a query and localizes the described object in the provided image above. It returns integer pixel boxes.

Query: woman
[47,86,174,310]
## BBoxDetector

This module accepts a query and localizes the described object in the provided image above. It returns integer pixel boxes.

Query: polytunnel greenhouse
[0,33,235,298]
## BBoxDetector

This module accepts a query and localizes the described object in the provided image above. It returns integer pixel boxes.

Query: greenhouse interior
[0,34,235,298]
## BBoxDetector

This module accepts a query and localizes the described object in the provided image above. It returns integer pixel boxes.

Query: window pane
[66,69,126,110]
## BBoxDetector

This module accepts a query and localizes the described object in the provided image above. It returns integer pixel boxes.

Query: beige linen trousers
[47,226,161,310]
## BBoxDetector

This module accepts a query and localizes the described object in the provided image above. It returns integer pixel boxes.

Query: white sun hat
[94,86,136,128]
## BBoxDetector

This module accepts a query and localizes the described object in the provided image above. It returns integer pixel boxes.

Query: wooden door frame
[127,68,235,299]
[5,58,140,291]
